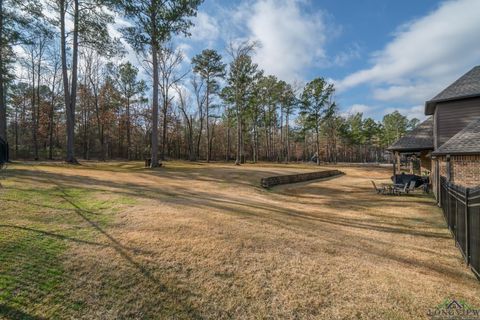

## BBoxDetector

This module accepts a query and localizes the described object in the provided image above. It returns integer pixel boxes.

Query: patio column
[393,157,396,176]
[395,151,401,173]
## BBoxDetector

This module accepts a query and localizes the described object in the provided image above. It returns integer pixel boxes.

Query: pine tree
[300,78,334,165]
[114,0,203,167]
[192,49,226,162]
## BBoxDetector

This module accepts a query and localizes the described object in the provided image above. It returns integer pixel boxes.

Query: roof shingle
[425,66,480,115]
[432,118,480,155]
[388,117,434,152]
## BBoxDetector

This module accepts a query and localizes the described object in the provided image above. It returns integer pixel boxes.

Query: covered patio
[387,117,434,177]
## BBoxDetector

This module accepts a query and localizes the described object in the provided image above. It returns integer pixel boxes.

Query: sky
[162,0,480,121]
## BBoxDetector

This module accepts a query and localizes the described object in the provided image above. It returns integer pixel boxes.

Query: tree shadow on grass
[2,170,205,318]
[52,186,204,319]
[7,167,448,241]
[5,164,477,294]
[0,224,155,256]
[0,304,46,320]
[178,195,473,283]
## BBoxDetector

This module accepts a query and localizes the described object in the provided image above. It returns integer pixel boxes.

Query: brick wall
[437,155,480,188]
[439,158,447,177]
[451,155,480,188]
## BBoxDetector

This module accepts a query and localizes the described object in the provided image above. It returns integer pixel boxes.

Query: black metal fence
[440,176,480,278]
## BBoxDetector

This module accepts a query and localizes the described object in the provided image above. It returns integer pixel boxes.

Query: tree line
[0,0,419,166]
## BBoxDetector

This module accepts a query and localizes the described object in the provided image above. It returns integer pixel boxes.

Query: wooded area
[0,0,419,166]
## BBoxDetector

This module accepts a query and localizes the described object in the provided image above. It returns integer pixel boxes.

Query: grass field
[1,161,479,319]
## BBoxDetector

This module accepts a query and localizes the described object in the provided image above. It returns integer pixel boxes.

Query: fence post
[448,184,451,230]
[456,189,459,246]
[466,187,470,265]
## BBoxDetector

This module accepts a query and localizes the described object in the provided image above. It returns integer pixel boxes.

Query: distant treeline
[0,0,418,165]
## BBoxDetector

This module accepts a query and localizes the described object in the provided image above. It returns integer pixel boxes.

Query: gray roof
[425,66,480,115]
[432,118,480,155]
[388,117,434,152]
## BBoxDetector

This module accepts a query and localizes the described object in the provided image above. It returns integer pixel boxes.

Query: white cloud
[243,0,329,82]
[336,0,480,103]
[342,104,375,117]
[372,83,440,103]
[190,12,220,45]
[177,43,193,62]
[383,105,426,121]
[340,104,426,121]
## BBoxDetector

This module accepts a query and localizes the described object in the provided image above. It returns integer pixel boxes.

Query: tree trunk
[209,120,216,161]
[252,120,257,163]
[150,41,160,167]
[188,116,194,161]
[61,0,78,164]
[0,0,7,145]
[30,53,37,160]
[48,104,54,160]
[161,99,167,160]
[34,44,43,160]
[126,97,131,160]
[280,106,283,162]
[235,103,241,165]
[82,107,88,159]
[226,123,230,161]
[315,125,320,166]
[264,125,269,160]
[14,103,18,158]
[303,129,307,162]
[196,113,203,160]
[206,76,210,162]
[285,112,290,163]
[92,84,105,161]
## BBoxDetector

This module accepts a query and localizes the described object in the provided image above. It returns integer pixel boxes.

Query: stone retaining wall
[261,170,344,188]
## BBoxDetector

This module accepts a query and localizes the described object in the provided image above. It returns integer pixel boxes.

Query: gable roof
[432,117,480,155]
[388,117,434,152]
[425,66,480,115]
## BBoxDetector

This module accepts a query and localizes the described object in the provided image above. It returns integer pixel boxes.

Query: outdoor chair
[407,180,416,193]
[391,182,404,195]
[395,180,416,195]
[371,181,386,194]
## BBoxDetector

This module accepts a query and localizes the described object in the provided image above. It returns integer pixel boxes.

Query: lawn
[0,161,479,319]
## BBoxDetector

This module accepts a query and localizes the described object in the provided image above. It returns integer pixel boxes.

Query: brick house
[431,118,480,188]
[389,66,480,199]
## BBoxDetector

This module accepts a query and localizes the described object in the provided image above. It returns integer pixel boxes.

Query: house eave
[431,150,480,156]
[387,147,433,153]
[425,93,480,115]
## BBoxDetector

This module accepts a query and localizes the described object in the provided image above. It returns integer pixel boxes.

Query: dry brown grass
[1,161,480,319]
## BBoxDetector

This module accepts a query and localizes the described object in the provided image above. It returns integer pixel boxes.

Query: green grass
[0,172,136,319]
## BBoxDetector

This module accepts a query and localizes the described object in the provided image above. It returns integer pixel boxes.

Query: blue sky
[169,0,480,121]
